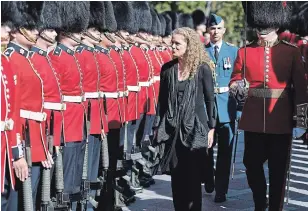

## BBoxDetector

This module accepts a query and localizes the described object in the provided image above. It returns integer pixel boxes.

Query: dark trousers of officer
[62,139,86,210]
[243,131,292,211]
[1,160,41,211]
[171,142,206,211]
[214,122,235,195]
[86,134,102,211]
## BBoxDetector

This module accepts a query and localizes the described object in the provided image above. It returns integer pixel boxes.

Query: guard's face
[41,29,57,44]
[257,28,278,40]
[208,21,226,43]
[172,33,187,58]
[119,30,129,40]
[196,24,206,34]
[13,28,39,47]
[1,25,11,45]
[163,35,172,46]
[87,27,101,43]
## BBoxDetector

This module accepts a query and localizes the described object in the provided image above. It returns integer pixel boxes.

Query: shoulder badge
[53,46,62,56]
[281,40,298,48]
[3,47,14,57]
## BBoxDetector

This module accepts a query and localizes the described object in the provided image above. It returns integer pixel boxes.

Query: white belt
[62,95,85,103]
[101,92,119,98]
[127,85,140,92]
[44,102,66,111]
[84,92,100,99]
[214,87,229,94]
[20,109,47,122]
[119,90,129,97]
[0,119,14,132]
[153,76,160,82]
[139,81,151,87]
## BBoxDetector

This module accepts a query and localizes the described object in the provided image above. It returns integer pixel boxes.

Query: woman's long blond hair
[173,27,213,79]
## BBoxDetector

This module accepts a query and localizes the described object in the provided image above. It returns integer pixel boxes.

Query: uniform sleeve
[229,48,244,86]
[202,64,216,129]
[292,48,308,106]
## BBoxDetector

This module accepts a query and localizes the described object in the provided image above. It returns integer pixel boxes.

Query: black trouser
[171,142,206,211]
[243,131,292,211]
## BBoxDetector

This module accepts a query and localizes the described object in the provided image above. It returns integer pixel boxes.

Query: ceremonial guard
[1,2,27,211]
[48,2,90,209]
[205,14,238,202]
[160,13,173,63]
[192,9,208,43]
[230,2,307,210]
[74,2,109,210]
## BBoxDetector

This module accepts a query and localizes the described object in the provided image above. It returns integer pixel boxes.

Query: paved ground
[123,132,308,211]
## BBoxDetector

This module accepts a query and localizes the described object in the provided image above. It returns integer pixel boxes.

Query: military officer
[48,2,90,210]
[230,2,307,210]
[205,13,238,202]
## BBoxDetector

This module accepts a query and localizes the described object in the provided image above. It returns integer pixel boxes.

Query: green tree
[151,1,245,46]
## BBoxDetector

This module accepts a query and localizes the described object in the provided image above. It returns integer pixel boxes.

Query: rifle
[23,119,34,211]
[231,117,240,180]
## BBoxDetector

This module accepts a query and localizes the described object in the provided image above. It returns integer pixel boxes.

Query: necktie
[214,45,219,61]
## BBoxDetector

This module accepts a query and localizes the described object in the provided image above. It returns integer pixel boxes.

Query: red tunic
[30,46,64,146]
[95,45,122,129]
[75,44,108,134]
[130,44,151,114]
[1,54,19,192]
[49,43,85,142]
[230,40,308,134]
[109,46,127,123]
[122,45,140,121]
[5,42,47,162]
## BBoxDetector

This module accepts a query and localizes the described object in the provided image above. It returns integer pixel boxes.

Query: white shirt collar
[210,41,223,52]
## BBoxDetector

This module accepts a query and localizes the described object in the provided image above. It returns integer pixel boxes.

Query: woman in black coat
[153,27,217,211]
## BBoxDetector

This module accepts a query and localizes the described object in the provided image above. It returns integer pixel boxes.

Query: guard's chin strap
[19,27,37,44]
[40,31,56,45]
[84,31,101,43]
[63,33,82,44]
[104,32,116,43]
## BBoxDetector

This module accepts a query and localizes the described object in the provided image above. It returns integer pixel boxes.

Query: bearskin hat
[242,1,293,29]
[158,14,166,36]
[165,11,179,30]
[57,1,90,33]
[151,8,160,36]
[1,1,22,31]
[132,2,152,33]
[112,2,137,34]
[289,2,308,36]
[13,1,43,30]
[192,9,207,28]
[178,13,194,29]
[88,1,105,32]
[38,1,62,31]
[103,1,117,32]
[162,12,172,36]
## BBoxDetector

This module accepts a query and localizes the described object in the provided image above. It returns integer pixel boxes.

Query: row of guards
[0,1,202,211]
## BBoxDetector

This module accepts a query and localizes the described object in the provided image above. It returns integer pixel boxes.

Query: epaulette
[75,45,85,53]
[53,46,62,56]
[3,47,14,57]
[281,40,298,48]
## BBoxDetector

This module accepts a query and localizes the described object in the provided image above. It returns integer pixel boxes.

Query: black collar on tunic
[110,45,122,52]
[30,46,48,57]
[79,44,95,52]
[95,45,109,54]
[57,43,74,56]
[7,42,29,58]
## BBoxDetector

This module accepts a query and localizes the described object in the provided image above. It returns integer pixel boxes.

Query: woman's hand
[208,129,215,148]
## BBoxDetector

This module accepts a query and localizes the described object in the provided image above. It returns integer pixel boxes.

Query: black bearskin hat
[242,1,293,29]
[192,9,207,28]
[112,2,137,34]
[133,2,152,33]
[165,11,179,30]
[14,1,43,30]
[178,13,194,29]
[158,14,166,36]
[151,8,160,36]
[88,1,105,32]
[58,1,90,33]
[103,1,117,32]
[289,2,308,36]
[38,1,62,31]
[162,12,172,36]
[1,1,22,31]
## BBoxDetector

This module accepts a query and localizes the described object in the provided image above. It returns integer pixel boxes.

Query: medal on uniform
[227,57,232,69]
[223,57,228,69]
